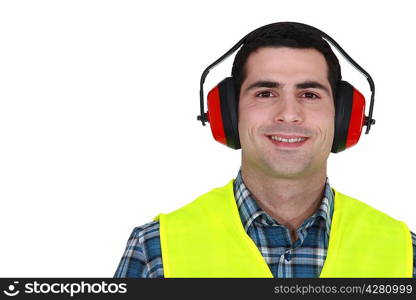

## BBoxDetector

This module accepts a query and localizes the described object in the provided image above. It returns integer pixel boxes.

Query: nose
[273,96,303,124]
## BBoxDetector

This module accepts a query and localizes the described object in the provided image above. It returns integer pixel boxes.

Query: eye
[301,92,319,99]
[255,90,275,98]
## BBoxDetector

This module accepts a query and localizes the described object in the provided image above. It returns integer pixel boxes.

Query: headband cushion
[218,77,241,149]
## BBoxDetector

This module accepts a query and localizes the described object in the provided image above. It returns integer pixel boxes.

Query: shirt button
[284,251,292,261]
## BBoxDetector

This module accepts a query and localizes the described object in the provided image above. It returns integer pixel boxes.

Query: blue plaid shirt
[115,172,416,277]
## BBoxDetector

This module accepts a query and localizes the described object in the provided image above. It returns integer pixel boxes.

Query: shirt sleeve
[114,221,164,278]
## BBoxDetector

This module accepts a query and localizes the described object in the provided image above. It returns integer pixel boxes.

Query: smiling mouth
[266,134,309,148]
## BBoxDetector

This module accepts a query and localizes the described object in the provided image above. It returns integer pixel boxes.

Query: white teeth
[270,136,306,143]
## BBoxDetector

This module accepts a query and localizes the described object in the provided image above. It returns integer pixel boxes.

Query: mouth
[266,134,309,149]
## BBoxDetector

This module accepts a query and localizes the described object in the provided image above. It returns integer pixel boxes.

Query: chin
[265,158,315,178]
[267,168,310,179]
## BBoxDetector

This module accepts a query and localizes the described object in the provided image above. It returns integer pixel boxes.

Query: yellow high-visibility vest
[155,180,413,277]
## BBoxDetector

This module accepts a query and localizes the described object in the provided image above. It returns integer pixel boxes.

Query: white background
[0,0,415,276]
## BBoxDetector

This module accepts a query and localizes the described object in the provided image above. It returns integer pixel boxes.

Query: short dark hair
[231,23,341,98]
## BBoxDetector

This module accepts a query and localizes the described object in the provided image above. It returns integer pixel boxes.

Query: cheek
[323,113,335,145]
[238,106,265,141]
[238,112,253,141]
[310,108,335,141]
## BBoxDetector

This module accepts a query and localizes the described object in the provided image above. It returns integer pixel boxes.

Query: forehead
[243,47,329,85]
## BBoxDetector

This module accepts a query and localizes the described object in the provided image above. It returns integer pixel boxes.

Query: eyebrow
[244,80,331,96]
[244,81,279,93]
[295,81,330,96]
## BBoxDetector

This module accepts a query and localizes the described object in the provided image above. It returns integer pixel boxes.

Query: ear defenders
[197,22,376,153]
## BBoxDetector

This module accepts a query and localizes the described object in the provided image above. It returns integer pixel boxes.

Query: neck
[241,164,327,242]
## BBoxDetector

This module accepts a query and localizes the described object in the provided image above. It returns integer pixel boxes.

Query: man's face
[238,47,335,179]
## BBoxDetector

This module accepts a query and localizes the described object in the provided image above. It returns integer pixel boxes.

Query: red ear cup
[207,84,227,146]
[346,88,366,148]
[207,77,241,149]
[332,81,366,153]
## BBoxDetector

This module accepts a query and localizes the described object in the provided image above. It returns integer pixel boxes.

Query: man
[114,23,415,277]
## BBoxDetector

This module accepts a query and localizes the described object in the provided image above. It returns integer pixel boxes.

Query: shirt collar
[233,170,334,237]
